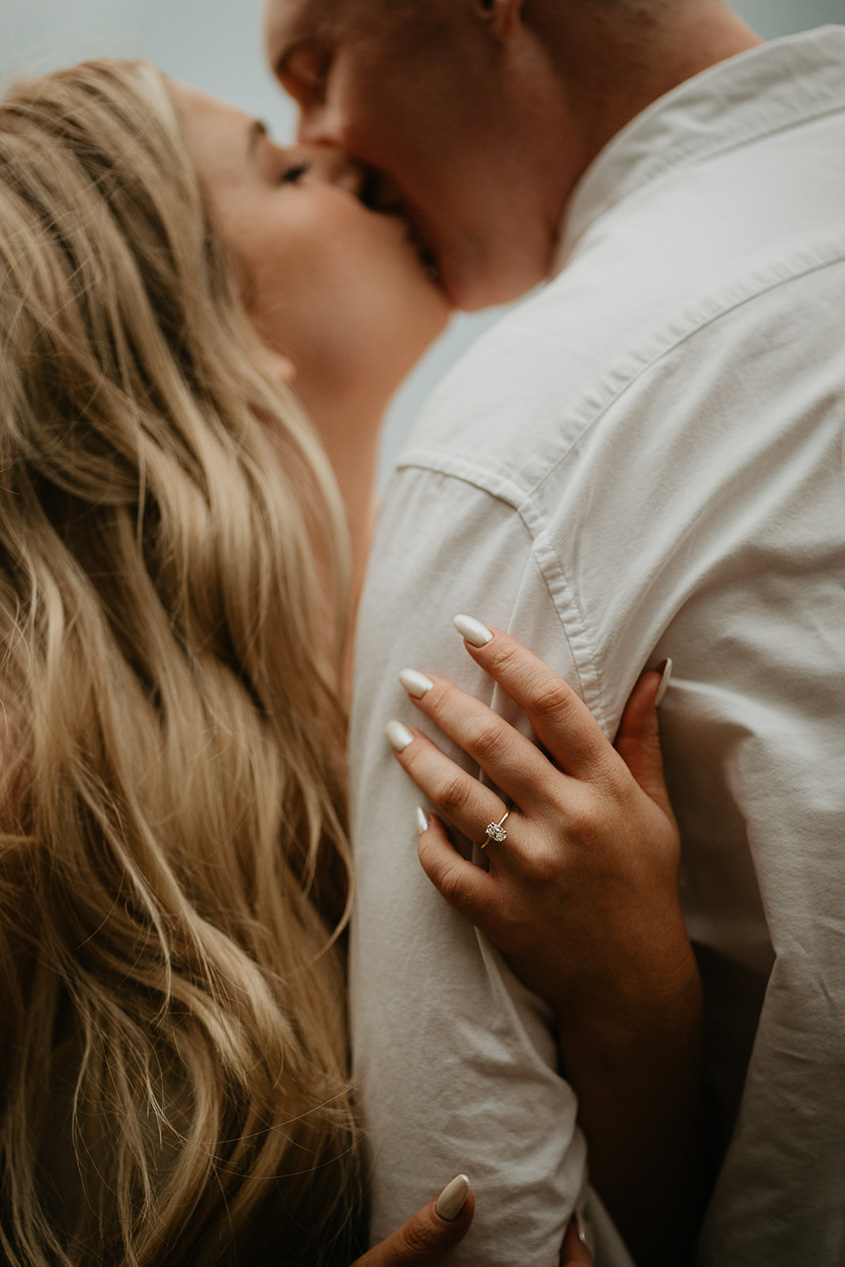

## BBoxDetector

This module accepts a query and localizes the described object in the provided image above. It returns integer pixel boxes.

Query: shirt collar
[554,25,845,271]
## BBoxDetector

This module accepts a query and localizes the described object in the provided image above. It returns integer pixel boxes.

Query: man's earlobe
[474,0,524,42]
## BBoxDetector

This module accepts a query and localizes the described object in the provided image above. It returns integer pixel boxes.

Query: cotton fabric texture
[349,27,845,1266]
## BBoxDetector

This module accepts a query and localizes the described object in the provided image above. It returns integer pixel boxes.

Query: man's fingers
[352,1177,474,1266]
[453,619,617,782]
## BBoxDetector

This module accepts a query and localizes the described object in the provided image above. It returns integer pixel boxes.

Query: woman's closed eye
[280,162,310,185]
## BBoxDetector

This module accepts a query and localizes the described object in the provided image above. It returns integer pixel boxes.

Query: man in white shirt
[266,2,845,1263]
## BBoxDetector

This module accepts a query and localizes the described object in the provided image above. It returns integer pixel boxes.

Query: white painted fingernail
[416,806,429,835]
[399,668,434,698]
[435,1173,471,1221]
[386,720,414,752]
[454,614,493,647]
[575,1208,596,1261]
[655,657,673,707]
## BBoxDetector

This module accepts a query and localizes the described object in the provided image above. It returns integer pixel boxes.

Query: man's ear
[474,0,525,42]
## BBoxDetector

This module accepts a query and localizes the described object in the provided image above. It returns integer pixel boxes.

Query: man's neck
[540,0,763,178]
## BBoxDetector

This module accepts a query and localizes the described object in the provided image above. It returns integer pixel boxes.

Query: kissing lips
[358,165,441,286]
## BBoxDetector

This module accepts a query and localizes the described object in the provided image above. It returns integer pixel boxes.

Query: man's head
[265,0,759,310]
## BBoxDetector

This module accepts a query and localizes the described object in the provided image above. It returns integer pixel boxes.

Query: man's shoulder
[401,285,594,491]
[401,246,845,509]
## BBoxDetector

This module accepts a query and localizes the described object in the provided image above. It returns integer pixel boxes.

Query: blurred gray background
[2,0,843,484]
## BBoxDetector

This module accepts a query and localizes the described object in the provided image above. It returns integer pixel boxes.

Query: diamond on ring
[482,811,509,847]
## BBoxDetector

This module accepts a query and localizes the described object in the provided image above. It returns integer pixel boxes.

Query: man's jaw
[357,165,553,310]
[357,166,520,310]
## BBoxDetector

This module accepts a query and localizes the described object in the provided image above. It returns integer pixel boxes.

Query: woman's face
[171,83,451,421]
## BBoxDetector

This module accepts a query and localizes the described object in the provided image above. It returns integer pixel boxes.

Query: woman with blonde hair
[0,56,404,1265]
[0,54,697,1267]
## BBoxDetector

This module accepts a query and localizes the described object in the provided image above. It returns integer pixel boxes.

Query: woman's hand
[387,617,707,1266]
[351,1178,593,1267]
[388,617,691,1028]
[561,1213,595,1266]
[352,1175,474,1265]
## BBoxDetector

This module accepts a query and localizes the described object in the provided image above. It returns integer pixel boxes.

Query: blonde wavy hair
[0,59,364,1265]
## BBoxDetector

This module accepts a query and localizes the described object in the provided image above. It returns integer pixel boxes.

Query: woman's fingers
[389,630,686,1031]
[387,720,514,848]
[453,617,619,783]
[559,1212,595,1266]
[416,811,500,929]
[397,667,561,813]
[614,660,677,823]
[351,1175,474,1265]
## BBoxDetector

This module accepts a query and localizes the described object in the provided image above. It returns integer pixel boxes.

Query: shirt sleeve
[348,467,634,1267]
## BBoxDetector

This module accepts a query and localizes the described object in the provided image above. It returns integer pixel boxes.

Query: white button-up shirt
[349,27,845,1266]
